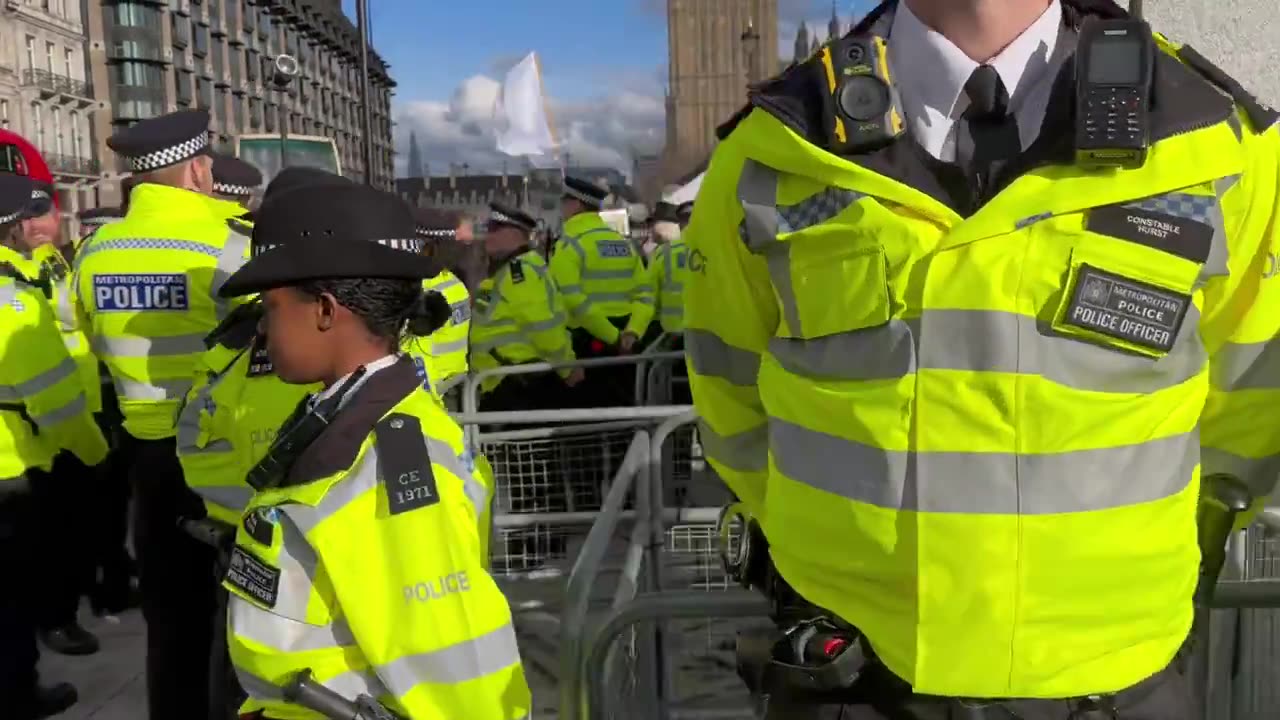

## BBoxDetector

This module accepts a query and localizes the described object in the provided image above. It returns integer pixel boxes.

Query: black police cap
[211,153,264,197]
[487,202,537,233]
[107,109,212,173]
[562,176,609,208]
[0,173,35,225]
[218,183,441,298]
[78,206,123,225]
[261,166,352,204]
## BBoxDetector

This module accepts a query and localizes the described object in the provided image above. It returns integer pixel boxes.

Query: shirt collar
[891,0,1062,119]
[309,353,400,410]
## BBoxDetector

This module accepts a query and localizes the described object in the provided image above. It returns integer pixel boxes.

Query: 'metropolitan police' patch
[225,546,280,608]
[93,273,189,311]
[1063,264,1189,353]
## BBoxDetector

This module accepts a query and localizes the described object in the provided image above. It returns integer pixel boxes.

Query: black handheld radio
[1074,16,1157,169]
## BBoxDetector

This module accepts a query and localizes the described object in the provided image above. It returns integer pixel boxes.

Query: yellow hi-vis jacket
[686,30,1280,699]
[418,270,471,387]
[225,358,529,719]
[177,308,318,524]
[0,275,108,481]
[470,250,575,393]
[73,183,251,441]
[30,244,102,414]
[550,211,653,344]
[645,238,690,334]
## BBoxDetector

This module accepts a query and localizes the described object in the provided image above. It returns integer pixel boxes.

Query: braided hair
[294,277,450,350]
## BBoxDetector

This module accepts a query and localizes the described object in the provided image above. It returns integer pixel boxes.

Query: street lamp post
[356,0,375,187]
[270,54,300,180]
[741,19,761,86]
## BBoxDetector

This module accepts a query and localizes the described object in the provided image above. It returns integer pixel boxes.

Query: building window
[193,25,209,57]
[175,70,192,106]
[51,107,63,155]
[197,77,212,107]
[115,2,161,29]
[25,36,35,71]
[64,47,75,80]
[113,61,163,88]
[0,100,8,129]
[46,42,55,72]
[70,110,82,158]
[31,103,43,151]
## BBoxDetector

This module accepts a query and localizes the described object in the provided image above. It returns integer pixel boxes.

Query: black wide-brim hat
[218,182,441,298]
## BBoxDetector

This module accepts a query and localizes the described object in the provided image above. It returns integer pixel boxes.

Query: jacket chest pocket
[776,240,891,339]
[225,505,334,627]
[1047,239,1205,395]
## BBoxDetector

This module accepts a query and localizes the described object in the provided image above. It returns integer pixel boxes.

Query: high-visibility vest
[225,370,530,719]
[177,317,317,524]
[470,250,575,393]
[423,270,471,385]
[685,31,1280,699]
[73,183,251,440]
[0,275,108,482]
[550,212,653,343]
[31,244,102,414]
[647,239,689,334]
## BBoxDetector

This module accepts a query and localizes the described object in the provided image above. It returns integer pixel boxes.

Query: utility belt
[718,474,1253,712]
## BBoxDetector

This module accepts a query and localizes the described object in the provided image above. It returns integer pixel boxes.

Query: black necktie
[961,65,1021,196]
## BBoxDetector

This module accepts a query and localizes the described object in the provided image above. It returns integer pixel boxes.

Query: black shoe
[39,624,100,656]
[14,682,78,720]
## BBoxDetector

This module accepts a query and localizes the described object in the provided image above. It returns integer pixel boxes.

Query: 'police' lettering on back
[93,274,190,311]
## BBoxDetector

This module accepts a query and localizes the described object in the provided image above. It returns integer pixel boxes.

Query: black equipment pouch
[0,401,38,435]
[244,367,368,491]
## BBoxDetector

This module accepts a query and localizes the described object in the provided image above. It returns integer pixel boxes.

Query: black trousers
[570,316,638,408]
[91,388,136,610]
[26,452,97,630]
[128,435,220,720]
[761,657,1195,720]
[479,372,565,415]
[0,490,40,707]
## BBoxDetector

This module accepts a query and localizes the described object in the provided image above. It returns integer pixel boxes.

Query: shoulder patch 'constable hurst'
[375,413,439,516]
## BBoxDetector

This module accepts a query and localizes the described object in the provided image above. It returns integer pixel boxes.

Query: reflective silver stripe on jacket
[697,420,768,473]
[235,665,388,705]
[375,621,523,695]
[212,229,251,319]
[231,597,357,653]
[112,375,192,402]
[0,356,78,401]
[769,418,1198,514]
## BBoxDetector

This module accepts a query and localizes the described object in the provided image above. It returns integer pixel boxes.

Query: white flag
[493,52,559,163]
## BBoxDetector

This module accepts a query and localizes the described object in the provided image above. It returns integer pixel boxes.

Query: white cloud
[395,70,665,178]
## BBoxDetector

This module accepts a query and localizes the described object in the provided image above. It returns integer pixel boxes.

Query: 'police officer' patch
[598,240,633,258]
[375,413,440,516]
[225,546,280,608]
[1062,264,1190,354]
[93,273,189,311]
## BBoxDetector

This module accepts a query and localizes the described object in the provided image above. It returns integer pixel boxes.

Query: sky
[340,0,875,177]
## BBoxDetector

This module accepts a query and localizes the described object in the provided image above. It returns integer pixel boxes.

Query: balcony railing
[44,153,101,177]
[21,69,92,99]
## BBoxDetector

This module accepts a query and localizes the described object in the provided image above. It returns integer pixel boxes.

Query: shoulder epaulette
[227,217,253,236]
[1176,45,1278,131]
[374,413,439,516]
[509,258,525,283]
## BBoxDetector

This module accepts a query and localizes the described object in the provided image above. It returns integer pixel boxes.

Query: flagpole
[356,0,375,186]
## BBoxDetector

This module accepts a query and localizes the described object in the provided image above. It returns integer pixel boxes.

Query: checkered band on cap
[128,132,210,172]
[214,182,256,197]
[415,227,456,240]
[0,208,21,224]
[489,210,532,229]
[563,184,602,206]
[251,236,426,258]
[31,188,50,201]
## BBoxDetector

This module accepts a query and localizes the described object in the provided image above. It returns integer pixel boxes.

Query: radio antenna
[1130,0,1143,19]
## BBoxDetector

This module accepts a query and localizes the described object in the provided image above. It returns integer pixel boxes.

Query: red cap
[0,128,57,209]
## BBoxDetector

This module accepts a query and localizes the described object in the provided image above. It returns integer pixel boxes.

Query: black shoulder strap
[1176,45,1278,131]
[0,262,49,299]
[374,412,439,516]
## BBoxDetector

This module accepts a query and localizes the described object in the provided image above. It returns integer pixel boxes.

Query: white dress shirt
[888,0,1071,164]
[307,352,400,412]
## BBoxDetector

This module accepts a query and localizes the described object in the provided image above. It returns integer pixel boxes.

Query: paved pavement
[39,609,147,720]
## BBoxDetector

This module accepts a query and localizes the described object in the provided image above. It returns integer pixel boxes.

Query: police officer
[410,207,474,391]
[212,180,531,720]
[550,176,653,405]
[646,201,688,339]
[73,108,251,719]
[0,172,106,719]
[686,0,1280,717]
[472,201,581,412]
[211,152,263,211]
